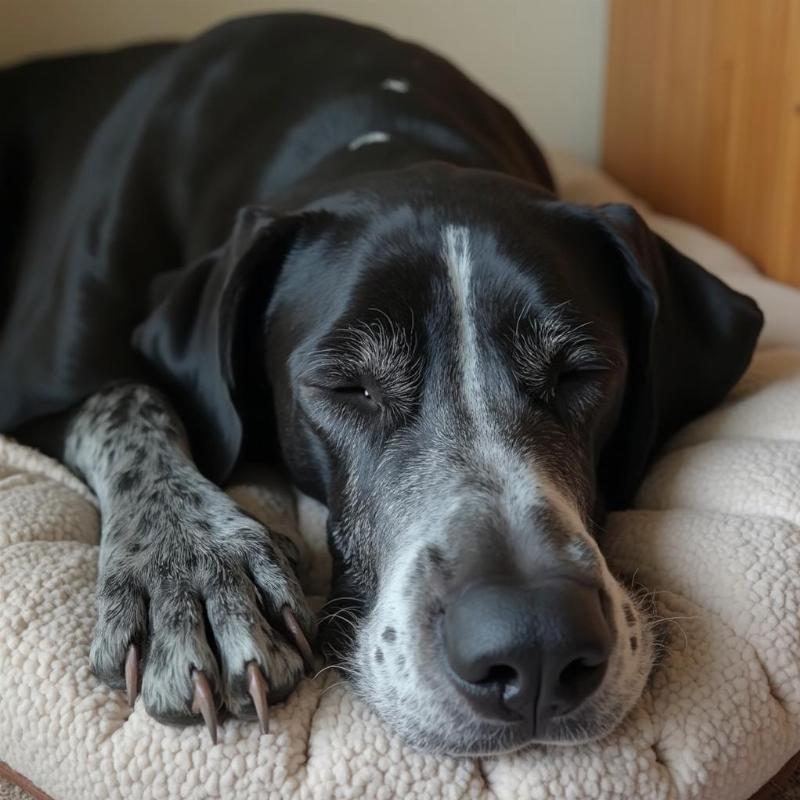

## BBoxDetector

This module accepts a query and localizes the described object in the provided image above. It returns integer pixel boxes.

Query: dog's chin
[348,605,655,757]
[348,645,653,756]
[358,704,633,758]
[365,697,636,757]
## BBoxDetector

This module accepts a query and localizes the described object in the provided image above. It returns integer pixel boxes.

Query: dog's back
[0,14,551,436]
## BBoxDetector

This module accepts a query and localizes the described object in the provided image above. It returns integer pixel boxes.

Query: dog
[0,13,763,754]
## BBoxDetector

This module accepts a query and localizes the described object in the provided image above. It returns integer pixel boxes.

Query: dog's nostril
[558,656,607,705]
[476,663,517,687]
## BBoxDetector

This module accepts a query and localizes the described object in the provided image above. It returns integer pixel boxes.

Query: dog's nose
[442,579,612,730]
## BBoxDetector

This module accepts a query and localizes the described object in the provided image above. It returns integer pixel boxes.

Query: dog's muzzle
[441,578,612,733]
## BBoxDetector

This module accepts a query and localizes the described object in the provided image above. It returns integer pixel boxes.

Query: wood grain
[603,0,800,287]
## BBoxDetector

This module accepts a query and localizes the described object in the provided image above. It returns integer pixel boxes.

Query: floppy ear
[593,203,763,509]
[132,206,301,484]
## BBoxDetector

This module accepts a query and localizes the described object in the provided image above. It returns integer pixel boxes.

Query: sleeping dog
[0,14,762,754]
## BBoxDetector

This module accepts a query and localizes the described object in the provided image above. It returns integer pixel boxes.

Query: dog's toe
[203,571,307,722]
[140,583,222,730]
[89,574,147,692]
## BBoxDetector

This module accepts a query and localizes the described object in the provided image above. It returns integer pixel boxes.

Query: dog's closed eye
[511,313,615,419]
[549,364,608,396]
[529,362,608,408]
[300,318,422,422]
[329,381,383,410]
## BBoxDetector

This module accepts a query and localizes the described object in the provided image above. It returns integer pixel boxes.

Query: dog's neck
[255,129,493,211]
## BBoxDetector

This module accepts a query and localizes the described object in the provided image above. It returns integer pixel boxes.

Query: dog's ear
[132,206,301,483]
[592,203,763,509]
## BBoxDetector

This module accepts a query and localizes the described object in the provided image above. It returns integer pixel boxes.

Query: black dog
[0,14,762,754]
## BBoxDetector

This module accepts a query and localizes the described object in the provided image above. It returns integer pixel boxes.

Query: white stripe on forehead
[441,224,483,419]
[440,225,558,529]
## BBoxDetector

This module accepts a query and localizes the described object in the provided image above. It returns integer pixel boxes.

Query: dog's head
[135,165,762,754]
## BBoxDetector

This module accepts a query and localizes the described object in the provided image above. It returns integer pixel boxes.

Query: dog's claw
[124,643,139,709]
[282,606,314,671]
[191,670,218,745]
[246,662,270,735]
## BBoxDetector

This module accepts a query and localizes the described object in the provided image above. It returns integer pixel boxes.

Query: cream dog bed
[1,155,799,800]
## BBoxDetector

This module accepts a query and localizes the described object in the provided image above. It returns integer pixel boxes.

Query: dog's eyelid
[301,367,378,392]
[559,358,611,376]
[512,347,612,419]
[300,372,385,409]
[558,337,621,372]
[513,344,610,382]
[332,382,381,403]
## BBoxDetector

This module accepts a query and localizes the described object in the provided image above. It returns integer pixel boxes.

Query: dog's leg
[61,382,314,741]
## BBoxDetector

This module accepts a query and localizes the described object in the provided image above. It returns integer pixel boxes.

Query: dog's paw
[89,496,315,742]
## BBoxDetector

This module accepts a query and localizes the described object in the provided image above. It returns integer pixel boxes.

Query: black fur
[1,13,762,752]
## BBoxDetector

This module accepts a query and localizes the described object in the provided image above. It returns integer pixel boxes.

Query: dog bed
[1,154,799,800]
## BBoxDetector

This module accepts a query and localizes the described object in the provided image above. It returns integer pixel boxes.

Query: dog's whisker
[312,663,344,681]
[319,679,349,697]
[318,596,363,607]
[316,605,361,623]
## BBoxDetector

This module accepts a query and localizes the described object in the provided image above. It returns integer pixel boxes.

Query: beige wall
[0,0,608,163]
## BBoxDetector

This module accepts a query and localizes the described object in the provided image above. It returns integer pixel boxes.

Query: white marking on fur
[442,225,482,419]
[381,77,410,93]
[348,131,391,151]
[441,226,548,529]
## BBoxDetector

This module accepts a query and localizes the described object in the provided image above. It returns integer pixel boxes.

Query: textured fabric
[0,345,799,800]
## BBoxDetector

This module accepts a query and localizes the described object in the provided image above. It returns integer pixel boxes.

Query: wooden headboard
[603,0,800,288]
